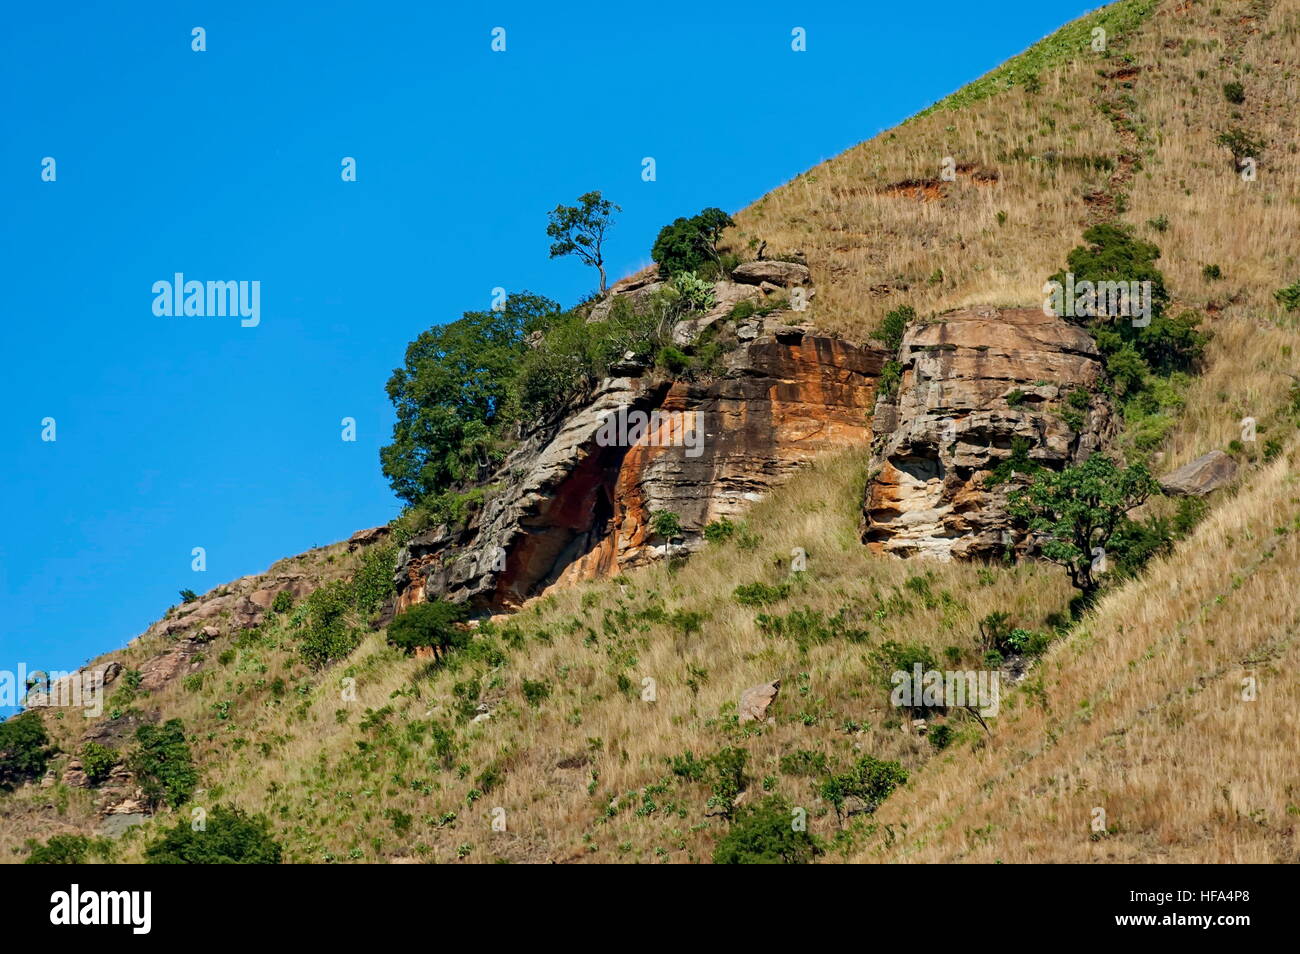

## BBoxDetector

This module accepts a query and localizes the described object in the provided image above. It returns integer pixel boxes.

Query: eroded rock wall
[862,306,1115,560]
[396,327,886,612]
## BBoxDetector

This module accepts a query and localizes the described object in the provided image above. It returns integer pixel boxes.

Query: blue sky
[0,0,1101,697]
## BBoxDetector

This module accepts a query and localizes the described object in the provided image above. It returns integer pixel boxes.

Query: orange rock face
[397,331,886,612]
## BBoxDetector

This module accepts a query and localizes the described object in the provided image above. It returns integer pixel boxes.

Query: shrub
[297,580,361,669]
[25,834,102,864]
[670,271,715,311]
[351,544,397,617]
[649,510,682,539]
[928,723,954,750]
[656,345,690,375]
[128,719,198,810]
[270,590,294,613]
[80,741,118,786]
[876,305,915,352]
[707,747,749,820]
[1202,264,1222,282]
[1223,81,1245,104]
[779,749,829,777]
[1275,280,1300,312]
[651,208,735,278]
[0,712,52,790]
[732,581,790,606]
[703,518,736,543]
[520,678,551,708]
[1215,127,1264,169]
[178,589,199,603]
[819,755,907,819]
[386,600,470,660]
[145,805,282,864]
[713,796,819,864]
[877,359,903,399]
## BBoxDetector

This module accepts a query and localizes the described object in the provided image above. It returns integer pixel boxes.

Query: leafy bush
[0,712,52,791]
[128,719,198,810]
[145,805,282,864]
[25,834,104,864]
[386,600,470,660]
[350,544,396,617]
[757,606,870,651]
[1222,81,1245,104]
[819,755,907,819]
[779,749,829,777]
[1215,127,1264,169]
[80,741,118,786]
[649,510,682,539]
[1275,280,1300,312]
[1202,264,1222,282]
[178,589,199,603]
[876,305,915,353]
[877,359,903,399]
[651,208,735,278]
[732,581,791,606]
[297,580,362,669]
[270,590,294,613]
[703,518,736,543]
[520,678,551,708]
[707,747,749,820]
[713,796,819,864]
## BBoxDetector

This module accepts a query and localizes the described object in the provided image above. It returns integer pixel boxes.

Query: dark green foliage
[270,590,294,613]
[651,208,735,277]
[713,796,819,864]
[1049,223,1169,325]
[876,305,916,353]
[732,581,790,606]
[145,806,282,864]
[380,292,559,504]
[757,606,870,651]
[128,719,198,810]
[350,544,397,617]
[1202,264,1222,282]
[668,750,709,783]
[178,589,199,603]
[779,749,829,777]
[1215,127,1264,169]
[703,518,736,543]
[1009,456,1160,598]
[1222,81,1245,104]
[819,755,907,819]
[983,436,1042,488]
[978,612,1049,657]
[80,741,118,786]
[649,510,682,538]
[706,747,749,819]
[0,712,52,791]
[25,834,107,864]
[297,580,361,669]
[877,359,903,399]
[656,345,690,375]
[1275,280,1300,312]
[546,191,620,292]
[386,600,470,660]
[520,678,551,708]
[928,723,954,750]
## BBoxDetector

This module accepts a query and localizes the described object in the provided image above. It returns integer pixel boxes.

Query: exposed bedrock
[861,306,1115,560]
[396,329,887,612]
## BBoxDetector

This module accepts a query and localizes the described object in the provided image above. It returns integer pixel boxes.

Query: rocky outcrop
[396,323,887,612]
[1159,450,1237,496]
[862,306,1115,560]
[738,680,781,723]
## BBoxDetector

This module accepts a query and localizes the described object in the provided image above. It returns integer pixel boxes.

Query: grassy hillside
[5,0,1299,863]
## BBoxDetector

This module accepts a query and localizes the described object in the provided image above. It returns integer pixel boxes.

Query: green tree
[25,834,100,864]
[380,292,559,504]
[1009,455,1160,599]
[145,806,282,864]
[876,305,916,353]
[651,208,735,277]
[128,719,198,810]
[546,191,620,293]
[0,712,52,791]
[386,600,470,661]
[80,741,118,786]
[713,796,820,864]
[819,755,908,822]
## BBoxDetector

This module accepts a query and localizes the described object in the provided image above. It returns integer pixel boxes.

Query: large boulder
[730,260,812,288]
[863,306,1116,560]
[1159,450,1237,496]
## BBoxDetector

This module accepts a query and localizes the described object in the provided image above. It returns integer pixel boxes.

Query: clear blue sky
[1,0,1101,698]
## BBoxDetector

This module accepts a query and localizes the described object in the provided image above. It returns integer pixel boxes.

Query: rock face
[731,261,812,288]
[1160,450,1237,496]
[862,306,1115,560]
[738,680,781,723]
[396,325,887,612]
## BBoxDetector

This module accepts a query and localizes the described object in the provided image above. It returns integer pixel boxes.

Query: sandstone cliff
[861,306,1115,560]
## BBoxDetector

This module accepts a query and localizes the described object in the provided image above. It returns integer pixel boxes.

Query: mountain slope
[5,0,1299,863]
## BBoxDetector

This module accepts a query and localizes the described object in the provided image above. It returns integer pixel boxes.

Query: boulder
[1159,450,1237,496]
[863,306,1116,560]
[731,260,812,288]
[348,525,391,551]
[738,680,781,723]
